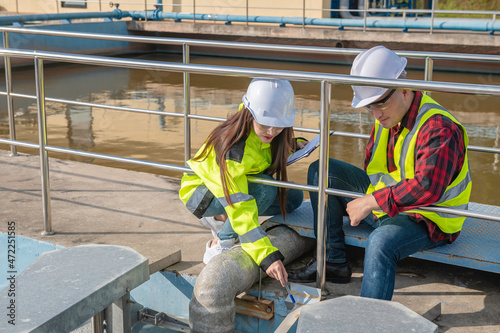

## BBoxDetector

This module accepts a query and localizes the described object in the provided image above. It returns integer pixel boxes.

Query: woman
[179,78,305,286]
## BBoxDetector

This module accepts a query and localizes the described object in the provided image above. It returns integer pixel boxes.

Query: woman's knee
[286,188,304,212]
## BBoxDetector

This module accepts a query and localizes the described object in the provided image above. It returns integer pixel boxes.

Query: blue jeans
[203,174,304,241]
[308,159,447,300]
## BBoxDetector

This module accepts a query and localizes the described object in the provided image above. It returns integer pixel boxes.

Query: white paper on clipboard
[287,131,334,165]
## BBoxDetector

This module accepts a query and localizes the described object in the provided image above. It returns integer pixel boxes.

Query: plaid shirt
[364,91,466,243]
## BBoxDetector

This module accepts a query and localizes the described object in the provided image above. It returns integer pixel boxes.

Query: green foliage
[436,0,500,17]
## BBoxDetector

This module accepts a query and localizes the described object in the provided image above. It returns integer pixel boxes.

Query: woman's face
[252,119,284,144]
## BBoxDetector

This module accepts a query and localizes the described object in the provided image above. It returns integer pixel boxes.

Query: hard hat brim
[246,103,296,128]
[351,87,389,108]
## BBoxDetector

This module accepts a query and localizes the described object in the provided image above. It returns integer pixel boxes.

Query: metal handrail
[1,27,500,62]
[1,48,500,291]
[2,28,500,156]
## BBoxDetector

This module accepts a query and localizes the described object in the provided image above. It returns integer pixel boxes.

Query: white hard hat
[350,45,407,108]
[242,78,296,127]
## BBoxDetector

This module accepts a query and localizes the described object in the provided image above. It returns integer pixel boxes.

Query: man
[288,45,471,300]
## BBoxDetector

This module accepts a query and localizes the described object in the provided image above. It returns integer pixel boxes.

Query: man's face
[364,89,408,129]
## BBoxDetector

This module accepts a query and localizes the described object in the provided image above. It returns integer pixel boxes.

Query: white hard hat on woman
[242,78,296,128]
[350,45,407,108]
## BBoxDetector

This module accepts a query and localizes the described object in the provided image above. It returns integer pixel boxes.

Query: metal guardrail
[2,27,500,158]
[1,47,500,289]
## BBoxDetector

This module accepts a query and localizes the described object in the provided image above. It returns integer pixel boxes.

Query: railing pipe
[430,0,437,34]
[34,56,54,236]
[2,27,500,63]
[424,56,433,96]
[3,31,17,156]
[183,43,192,163]
[2,49,500,98]
[2,135,500,224]
[316,80,331,289]
[302,0,305,28]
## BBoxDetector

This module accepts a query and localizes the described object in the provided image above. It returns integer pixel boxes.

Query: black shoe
[288,258,352,284]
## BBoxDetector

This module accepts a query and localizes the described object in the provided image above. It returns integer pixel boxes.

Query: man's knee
[365,228,397,261]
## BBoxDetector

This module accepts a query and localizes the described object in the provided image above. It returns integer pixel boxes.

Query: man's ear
[401,89,413,103]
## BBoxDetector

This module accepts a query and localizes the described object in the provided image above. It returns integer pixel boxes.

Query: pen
[285,283,295,304]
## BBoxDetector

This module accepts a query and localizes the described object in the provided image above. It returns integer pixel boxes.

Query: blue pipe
[0,10,122,25]
[0,9,498,33]
[130,12,499,32]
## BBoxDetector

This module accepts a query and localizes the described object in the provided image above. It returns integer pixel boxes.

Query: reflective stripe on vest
[366,94,471,233]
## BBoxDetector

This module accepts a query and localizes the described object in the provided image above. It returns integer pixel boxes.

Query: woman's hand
[296,140,308,150]
[265,260,288,287]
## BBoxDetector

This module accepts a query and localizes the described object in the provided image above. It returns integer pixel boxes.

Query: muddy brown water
[1,53,499,206]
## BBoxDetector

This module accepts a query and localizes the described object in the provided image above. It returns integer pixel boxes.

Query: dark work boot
[288,258,352,284]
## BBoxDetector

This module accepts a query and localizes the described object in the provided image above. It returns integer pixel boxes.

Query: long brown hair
[192,107,294,219]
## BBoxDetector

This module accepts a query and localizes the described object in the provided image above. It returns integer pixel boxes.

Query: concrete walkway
[1,150,499,332]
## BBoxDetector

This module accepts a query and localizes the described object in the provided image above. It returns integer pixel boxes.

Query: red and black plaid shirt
[364,91,466,243]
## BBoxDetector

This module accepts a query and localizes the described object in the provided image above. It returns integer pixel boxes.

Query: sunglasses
[364,89,396,111]
[254,120,284,132]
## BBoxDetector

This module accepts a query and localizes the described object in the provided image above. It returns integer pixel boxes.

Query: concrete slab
[0,244,149,332]
[296,295,437,333]
[1,150,499,332]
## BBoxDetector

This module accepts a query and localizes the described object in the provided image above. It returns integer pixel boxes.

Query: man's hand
[266,260,288,287]
[346,194,380,226]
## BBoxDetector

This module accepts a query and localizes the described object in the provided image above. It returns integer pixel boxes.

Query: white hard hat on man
[351,45,407,108]
[243,78,296,128]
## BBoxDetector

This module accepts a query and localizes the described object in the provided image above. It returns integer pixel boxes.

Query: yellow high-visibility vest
[366,94,471,234]
[180,127,283,269]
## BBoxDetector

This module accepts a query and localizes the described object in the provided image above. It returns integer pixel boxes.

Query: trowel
[284,283,321,311]
[275,283,321,333]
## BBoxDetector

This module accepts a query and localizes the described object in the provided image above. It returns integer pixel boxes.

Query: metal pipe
[2,9,500,32]
[424,56,433,96]
[431,0,436,34]
[34,57,54,236]
[3,31,17,156]
[193,0,196,25]
[2,49,500,98]
[183,43,192,163]
[0,10,121,25]
[189,227,315,332]
[246,0,248,26]
[2,133,498,224]
[3,26,500,62]
[302,0,305,28]
[315,81,331,289]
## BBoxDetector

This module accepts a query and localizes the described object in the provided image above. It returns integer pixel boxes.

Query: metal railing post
[145,0,148,22]
[193,0,196,24]
[246,0,249,26]
[363,0,368,32]
[424,56,434,96]
[34,56,54,236]
[430,0,436,34]
[3,31,18,156]
[183,44,192,163]
[302,0,305,28]
[316,80,331,290]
